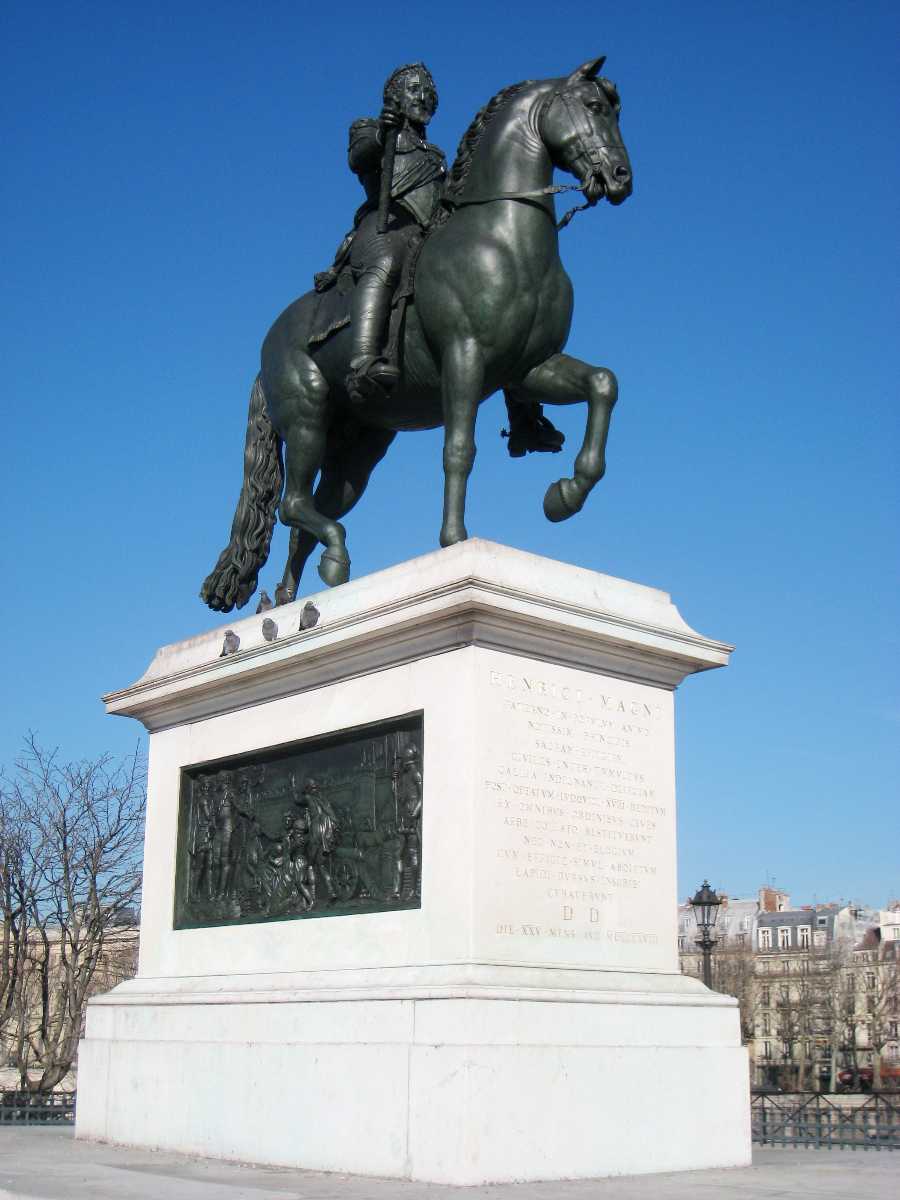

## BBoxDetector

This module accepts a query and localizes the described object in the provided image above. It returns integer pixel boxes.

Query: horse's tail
[200,375,283,613]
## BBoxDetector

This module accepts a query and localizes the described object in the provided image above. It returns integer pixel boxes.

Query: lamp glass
[691,881,721,932]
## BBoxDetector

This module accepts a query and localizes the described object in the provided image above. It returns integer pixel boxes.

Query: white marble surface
[78,994,750,1184]
[78,544,748,1183]
[472,649,678,973]
[130,645,682,981]
[104,539,732,731]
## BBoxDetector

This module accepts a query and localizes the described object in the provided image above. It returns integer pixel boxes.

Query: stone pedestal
[76,540,751,1184]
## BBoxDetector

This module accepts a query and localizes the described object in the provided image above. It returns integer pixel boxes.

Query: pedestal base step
[77,992,751,1185]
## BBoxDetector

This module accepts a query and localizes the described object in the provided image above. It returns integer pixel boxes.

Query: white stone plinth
[77,540,750,1184]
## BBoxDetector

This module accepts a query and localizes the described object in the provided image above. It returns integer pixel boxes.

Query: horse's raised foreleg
[507,353,617,523]
[276,428,396,602]
[440,339,484,547]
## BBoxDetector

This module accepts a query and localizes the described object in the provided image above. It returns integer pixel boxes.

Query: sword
[376,124,399,235]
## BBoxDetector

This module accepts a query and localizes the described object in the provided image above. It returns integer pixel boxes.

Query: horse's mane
[441,77,621,207]
[444,79,533,200]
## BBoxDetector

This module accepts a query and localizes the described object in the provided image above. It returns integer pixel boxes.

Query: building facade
[678,889,900,1091]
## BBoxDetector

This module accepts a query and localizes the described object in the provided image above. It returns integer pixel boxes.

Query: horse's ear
[566,56,606,84]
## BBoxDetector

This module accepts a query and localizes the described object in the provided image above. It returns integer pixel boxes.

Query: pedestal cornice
[104,540,732,731]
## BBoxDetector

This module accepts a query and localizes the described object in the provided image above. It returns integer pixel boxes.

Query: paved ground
[0,1130,895,1199]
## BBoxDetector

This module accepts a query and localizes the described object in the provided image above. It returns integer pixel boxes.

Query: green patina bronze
[201,57,632,613]
[174,716,423,929]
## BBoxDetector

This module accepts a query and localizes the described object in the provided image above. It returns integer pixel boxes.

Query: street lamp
[691,880,722,988]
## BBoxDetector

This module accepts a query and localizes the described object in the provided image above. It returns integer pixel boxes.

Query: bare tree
[0,796,38,1055]
[711,940,758,1044]
[759,946,843,1092]
[0,739,144,1092]
[803,941,845,1094]
[866,945,899,1090]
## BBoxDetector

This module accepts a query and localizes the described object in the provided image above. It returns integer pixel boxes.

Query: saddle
[308,215,565,458]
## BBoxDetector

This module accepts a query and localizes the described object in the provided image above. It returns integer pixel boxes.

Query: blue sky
[2,2,897,909]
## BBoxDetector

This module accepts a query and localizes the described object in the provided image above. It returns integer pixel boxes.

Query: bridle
[443,180,591,231]
[442,82,622,231]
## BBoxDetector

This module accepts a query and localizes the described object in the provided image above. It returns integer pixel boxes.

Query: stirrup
[346,356,399,405]
[501,415,565,458]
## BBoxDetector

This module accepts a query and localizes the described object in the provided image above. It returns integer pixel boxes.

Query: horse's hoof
[543,478,585,523]
[318,550,350,587]
[439,526,468,548]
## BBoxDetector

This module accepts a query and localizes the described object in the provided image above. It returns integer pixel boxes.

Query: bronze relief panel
[174,714,423,929]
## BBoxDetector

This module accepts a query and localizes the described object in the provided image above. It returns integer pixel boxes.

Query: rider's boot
[502,397,566,457]
[346,272,400,404]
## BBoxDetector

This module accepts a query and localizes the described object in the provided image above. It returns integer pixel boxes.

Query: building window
[798,926,811,948]
[759,928,772,950]
[817,916,828,927]
[866,972,876,990]
[814,930,826,947]
[890,1021,898,1039]
[762,1040,771,1060]
[678,935,685,950]
[891,926,900,940]
[778,927,791,949]
[761,987,771,1007]
[762,1013,771,1034]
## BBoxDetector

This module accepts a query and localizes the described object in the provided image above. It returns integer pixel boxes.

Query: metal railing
[0,1090,76,1125]
[751,1092,899,1150]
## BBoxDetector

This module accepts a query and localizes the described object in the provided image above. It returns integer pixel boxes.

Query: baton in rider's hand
[376,105,403,235]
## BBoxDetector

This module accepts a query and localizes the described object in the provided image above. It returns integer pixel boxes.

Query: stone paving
[0,1130,896,1199]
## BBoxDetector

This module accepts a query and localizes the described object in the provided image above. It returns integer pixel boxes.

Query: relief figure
[299,777,340,903]
[393,744,423,900]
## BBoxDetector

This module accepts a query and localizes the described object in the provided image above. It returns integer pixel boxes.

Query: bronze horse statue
[201,58,632,612]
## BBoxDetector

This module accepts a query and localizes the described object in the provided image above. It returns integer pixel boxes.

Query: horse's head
[541,57,632,207]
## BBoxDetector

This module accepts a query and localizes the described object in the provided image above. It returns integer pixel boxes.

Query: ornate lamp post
[691,880,722,988]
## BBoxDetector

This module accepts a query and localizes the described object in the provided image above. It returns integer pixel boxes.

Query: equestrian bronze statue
[201,57,633,613]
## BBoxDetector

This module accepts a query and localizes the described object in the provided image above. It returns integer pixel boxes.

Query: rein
[443,182,591,231]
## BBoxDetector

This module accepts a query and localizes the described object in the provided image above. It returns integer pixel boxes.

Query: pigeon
[262,618,278,642]
[220,630,240,657]
[299,602,320,631]
[256,590,274,614]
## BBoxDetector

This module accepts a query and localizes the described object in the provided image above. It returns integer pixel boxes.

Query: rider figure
[317,62,565,451]
[344,62,446,404]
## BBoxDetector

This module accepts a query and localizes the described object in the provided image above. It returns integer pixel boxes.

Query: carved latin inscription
[479,662,674,964]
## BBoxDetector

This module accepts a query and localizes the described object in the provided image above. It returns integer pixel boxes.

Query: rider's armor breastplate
[349,119,447,228]
[391,131,446,226]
